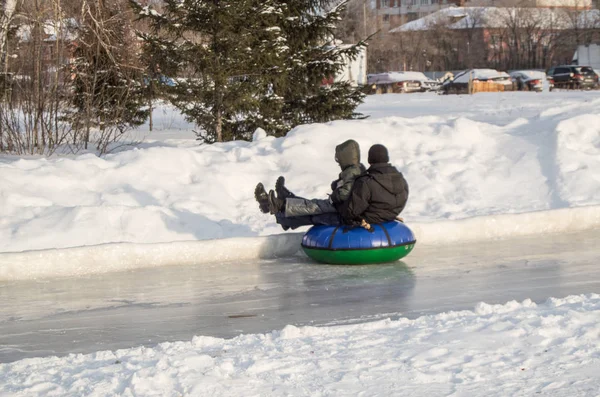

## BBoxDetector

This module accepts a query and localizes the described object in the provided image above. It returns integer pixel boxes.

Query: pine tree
[133,0,366,143]
[132,0,287,143]
[271,0,367,135]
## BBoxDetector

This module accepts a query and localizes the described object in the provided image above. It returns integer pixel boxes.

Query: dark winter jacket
[330,140,366,206]
[340,163,409,225]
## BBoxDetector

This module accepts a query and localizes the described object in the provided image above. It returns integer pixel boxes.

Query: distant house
[389,6,600,70]
[14,18,79,82]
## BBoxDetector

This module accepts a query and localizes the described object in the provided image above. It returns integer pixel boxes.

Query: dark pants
[275,212,342,230]
[285,197,337,217]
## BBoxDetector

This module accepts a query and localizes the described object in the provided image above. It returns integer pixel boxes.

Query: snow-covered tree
[273,0,367,134]
[134,0,366,142]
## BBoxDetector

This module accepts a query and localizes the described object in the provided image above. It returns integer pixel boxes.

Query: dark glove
[331,180,339,191]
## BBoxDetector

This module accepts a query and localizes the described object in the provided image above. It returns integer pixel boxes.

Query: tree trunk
[148,82,153,132]
[53,0,62,150]
[215,106,222,143]
[1,0,17,159]
[33,3,41,154]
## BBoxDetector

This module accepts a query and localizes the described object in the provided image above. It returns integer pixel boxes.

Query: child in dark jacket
[340,144,409,226]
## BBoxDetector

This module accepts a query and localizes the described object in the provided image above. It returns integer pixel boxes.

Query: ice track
[1,228,599,363]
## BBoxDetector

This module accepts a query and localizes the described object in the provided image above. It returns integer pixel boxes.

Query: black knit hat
[368,144,389,164]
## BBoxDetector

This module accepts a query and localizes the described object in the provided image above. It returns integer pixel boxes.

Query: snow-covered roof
[391,7,471,32]
[392,6,600,32]
[17,18,78,43]
[451,69,510,84]
[510,70,547,80]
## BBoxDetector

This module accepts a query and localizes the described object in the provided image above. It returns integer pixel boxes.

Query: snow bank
[2,205,599,281]
[0,233,303,281]
[1,92,600,277]
[2,294,599,396]
[414,204,600,244]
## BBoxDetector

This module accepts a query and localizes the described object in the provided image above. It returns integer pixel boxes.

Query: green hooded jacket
[330,139,366,205]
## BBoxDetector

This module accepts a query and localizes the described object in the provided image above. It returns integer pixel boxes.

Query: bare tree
[452,7,488,68]
[0,0,19,70]
[0,0,148,155]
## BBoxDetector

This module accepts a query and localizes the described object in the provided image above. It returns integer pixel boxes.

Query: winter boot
[275,176,295,200]
[254,183,270,214]
[268,190,285,215]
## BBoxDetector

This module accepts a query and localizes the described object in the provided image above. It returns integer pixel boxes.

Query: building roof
[17,18,78,43]
[391,6,600,32]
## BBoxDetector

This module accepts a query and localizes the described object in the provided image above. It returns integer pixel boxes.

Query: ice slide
[1,227,599,363]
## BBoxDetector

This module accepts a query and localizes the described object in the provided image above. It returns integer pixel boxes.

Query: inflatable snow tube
[301,221,416,265]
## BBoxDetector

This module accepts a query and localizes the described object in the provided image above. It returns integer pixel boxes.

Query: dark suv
[547,65,598,90]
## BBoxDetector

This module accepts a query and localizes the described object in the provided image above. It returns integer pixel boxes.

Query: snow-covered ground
[2,294,600,396]
[1,92,600,395]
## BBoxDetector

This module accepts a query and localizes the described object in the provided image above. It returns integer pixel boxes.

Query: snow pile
[555,114,600,205]
[1,92,600,278]
[2,294,599,396]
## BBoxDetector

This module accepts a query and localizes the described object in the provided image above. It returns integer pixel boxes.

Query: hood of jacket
[368,163,406,195]
[335,140,361,169]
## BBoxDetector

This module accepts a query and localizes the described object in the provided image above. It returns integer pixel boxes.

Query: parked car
[395,71,442,92]
[509,70,546,92]
[546,75,555,91]
[546,65,598,89]
[367,72,440,94]
[442,69,512,94]
[419,79,442,92]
